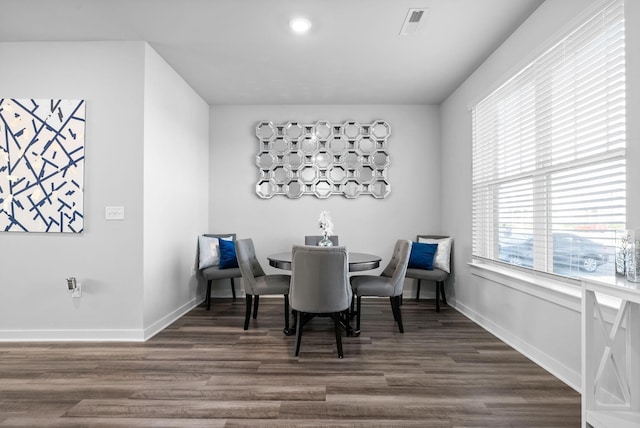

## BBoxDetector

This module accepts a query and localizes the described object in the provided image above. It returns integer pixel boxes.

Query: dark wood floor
[0,298,580,427]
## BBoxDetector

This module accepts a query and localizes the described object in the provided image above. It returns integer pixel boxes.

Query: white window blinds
[472,0,625,278]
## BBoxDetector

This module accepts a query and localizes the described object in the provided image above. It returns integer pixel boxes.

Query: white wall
[440,0,640,391]
[209,105,441,296]
[142,45,210,337]
[0,41,210,340]
[0,42,146,339]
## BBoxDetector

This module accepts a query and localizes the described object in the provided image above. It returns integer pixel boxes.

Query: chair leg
[349,294,355,319]
[283,294,291,335]
[390,296,398,321]
[416,279,422,301]
[440,281,448,305]
[394,296,404,333]
[285,310,297,336]
[294,311,303,356]
[230,278,237,301]
[435,281,441,313]
[332,313,344,359]
[342,309,353,336]
[253,295,260,319]
[244,294,253,330]
[206,280,212,310]
[355,296,362,335]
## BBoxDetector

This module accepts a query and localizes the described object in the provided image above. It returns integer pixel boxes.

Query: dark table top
[267,251,381,272]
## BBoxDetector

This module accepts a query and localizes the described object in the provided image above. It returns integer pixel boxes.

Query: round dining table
[267,251,381,272]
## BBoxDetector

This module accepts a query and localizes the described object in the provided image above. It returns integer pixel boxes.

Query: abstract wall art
[255,120,391,199]
[0,98,86,233]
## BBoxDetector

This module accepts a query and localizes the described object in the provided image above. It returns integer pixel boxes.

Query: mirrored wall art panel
[255,120,391,198]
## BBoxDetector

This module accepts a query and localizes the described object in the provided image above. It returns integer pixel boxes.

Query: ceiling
[0,0,544,105]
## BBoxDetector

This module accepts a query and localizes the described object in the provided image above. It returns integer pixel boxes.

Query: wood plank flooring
[0,298,580,427]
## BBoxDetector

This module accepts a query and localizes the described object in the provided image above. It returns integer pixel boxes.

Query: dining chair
[350,239,412,334]
[235,238,291,331]
[198,233,242,309]
[304,235,339,246]
[404,234,452,312]
[289,245,351,358]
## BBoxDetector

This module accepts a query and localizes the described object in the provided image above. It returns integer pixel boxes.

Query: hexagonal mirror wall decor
[254,120,391,198]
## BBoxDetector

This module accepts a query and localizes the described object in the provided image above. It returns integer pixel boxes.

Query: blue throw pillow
[408,242,438,270]
[218,238,238,269]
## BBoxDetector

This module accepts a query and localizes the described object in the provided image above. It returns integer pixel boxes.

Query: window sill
[468,260,628,316]
[468,260,583,312]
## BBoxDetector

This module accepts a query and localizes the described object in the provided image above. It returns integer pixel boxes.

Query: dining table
[267,251,381,272]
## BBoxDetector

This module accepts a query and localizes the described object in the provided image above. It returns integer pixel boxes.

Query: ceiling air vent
[399,8,429,36]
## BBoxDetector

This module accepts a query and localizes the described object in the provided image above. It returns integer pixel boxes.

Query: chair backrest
[417,234,448,241]
[304,235,339,246]
[381,239,412,296]
[290,245,351,313]
[235,238,266,295]
[204,233,237,241]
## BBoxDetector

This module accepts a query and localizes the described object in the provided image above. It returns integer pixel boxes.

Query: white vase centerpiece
[318,210,334,246]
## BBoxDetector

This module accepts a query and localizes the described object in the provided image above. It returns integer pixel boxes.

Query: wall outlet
[105,206,125,220]
[71,283,82,298]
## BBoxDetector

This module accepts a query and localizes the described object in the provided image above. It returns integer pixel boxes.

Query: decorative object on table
[305,235,339,246]
[0,98,86,233]
[615,229,631,276]
[626,230,640,283]
[317,210,334,246]
[254,120,391,199]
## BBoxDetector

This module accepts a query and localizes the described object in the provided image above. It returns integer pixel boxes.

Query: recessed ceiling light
[289,17,312,34]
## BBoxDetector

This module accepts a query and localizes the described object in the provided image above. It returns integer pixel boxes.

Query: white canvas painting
[0,98,85,233]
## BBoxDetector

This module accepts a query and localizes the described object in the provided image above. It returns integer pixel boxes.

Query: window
[472,0,625,280]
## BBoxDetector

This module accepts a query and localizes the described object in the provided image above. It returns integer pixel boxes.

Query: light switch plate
[105,206,125,220]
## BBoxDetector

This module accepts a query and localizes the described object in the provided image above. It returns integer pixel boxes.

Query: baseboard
[449,297,582,393]
[0,328,146,342]
[0,298,203,342]
[143,297,201,340]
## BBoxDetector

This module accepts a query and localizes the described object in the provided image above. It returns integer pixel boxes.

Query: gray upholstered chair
[350,239,412,334]
[405,235,452,312]
[304,235,339,246]
[235,238,291,331]
[290,245,351,358]
[199,233,242,309]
